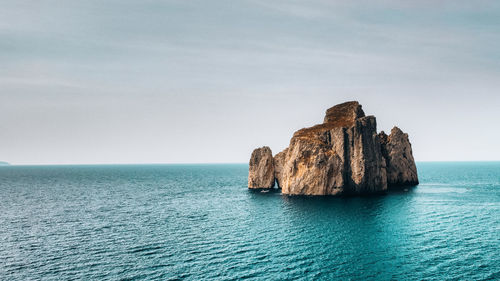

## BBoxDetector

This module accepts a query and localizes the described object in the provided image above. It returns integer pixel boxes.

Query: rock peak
[292,101,366,142]
[323,101,365,126]
[390,126,404,136]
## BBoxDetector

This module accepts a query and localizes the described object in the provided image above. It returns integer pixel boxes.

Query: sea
[0,162,499,280]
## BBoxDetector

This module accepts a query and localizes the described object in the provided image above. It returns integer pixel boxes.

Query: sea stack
[248,101,418,195]
[379,127,419,186]
[248,146,275,189]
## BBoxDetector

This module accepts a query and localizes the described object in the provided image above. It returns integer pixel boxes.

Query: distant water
[1,163,499,280]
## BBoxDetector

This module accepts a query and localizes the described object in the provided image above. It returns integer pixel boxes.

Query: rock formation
[379,127,419,187]
[248,146,275,188]
[273,148,288,189]
[248,101,418,195]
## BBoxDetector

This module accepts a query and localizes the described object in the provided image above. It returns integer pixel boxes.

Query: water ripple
[0,163,499,280]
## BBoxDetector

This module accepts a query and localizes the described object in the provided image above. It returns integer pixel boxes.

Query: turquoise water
[0,162,499,280]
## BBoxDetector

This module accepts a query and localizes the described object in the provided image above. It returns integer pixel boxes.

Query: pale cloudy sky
[1,0,500,164]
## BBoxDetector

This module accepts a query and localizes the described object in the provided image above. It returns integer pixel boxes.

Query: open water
[0,162,499,280]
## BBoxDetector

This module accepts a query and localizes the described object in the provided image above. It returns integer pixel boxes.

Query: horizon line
[2,160,500,166]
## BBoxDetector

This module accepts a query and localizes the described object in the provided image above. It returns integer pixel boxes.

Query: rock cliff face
[273,148,288,189]
[379,127,419,187]
[248,101,418,195]
[248,146,275,188]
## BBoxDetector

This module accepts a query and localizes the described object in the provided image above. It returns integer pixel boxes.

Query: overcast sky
[1,0,500,164]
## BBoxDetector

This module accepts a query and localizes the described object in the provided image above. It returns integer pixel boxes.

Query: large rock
[273,148,288,189]
[248,101,418,195]
[274,102,365,195]
[248,146,275,188]
[279,135,344,195]
[379,127,419,187]
[345,116,387,194]
[278,114,387,195]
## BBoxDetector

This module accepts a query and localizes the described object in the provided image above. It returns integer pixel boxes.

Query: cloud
[1,0,500,163]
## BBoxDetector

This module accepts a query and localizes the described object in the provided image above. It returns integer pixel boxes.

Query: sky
[1,0,500,164]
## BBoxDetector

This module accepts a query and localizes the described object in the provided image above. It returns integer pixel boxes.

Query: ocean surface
[0,162,499,280]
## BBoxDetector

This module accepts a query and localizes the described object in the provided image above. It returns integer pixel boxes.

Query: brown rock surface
[273,148,288,189]
[279,136,344,195]
[248,146,275,188]
[379,127,419,187]
[344,116,387,194]
[324,101,365,125]
[248,101,418,195]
